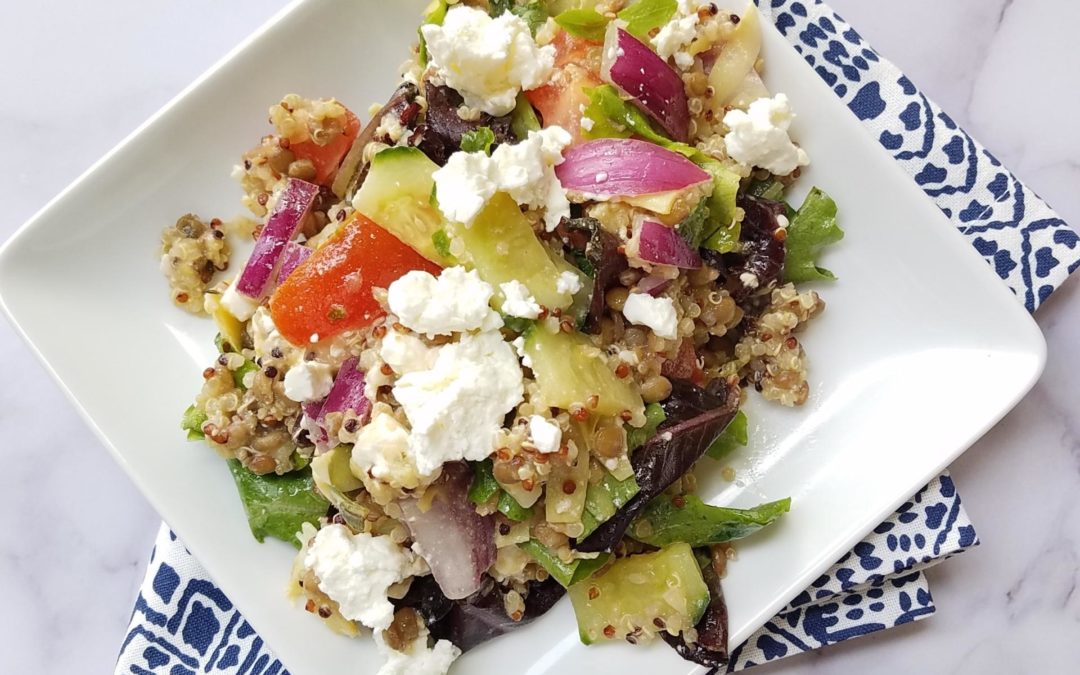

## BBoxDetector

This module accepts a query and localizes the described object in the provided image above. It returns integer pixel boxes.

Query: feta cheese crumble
[250,306,288,361]
[511,336,533,369]
[499,280,542,319]
[622,293,679,339]
[529,415,562,454]
[556,270,583,295]
[351,410,425,489]
[304,525,423,630]
[380,330,436,375]
[421,6,555,116]
[652,0,709,69]
[393,331,524,475]
[432,127,572,231]
[220,282,259,321]
[387,267,503,337]
[283,361,334,402]
[374,623,460,675]
[723,94,810,175]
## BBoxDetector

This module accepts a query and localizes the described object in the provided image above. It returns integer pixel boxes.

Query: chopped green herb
[554,8,609,41]
[468,459,501,505]
[232,359,259,390]
[511,1,549,35]
[460,126,496,154]
[617,0,678,41]
[181,404,207,441]
[432,229,453,260]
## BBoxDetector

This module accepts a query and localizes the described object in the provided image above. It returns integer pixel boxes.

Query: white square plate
[0,1,1045,673]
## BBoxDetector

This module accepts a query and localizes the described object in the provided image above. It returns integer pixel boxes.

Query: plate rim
[0,0,1049,669]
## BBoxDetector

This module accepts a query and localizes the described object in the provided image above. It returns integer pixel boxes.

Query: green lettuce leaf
[705,410,748,460]
[785,187,844,283]
[227,460,329,548]
[630,494,791,547]
[627,402,666,450]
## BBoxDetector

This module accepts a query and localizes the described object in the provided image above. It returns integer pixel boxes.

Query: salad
[160,1,843,673]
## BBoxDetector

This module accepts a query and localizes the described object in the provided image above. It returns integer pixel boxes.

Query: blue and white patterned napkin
[116,1,1080,673]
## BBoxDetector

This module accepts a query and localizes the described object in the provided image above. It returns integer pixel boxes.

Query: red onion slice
[235,178,320,299]
[299,357,370,451]
[400,463,497,600]
[277,241,312,284]
[638,220,703,269]
[556,139,710,197]
[636,274,674,296]
[601,23,691,142]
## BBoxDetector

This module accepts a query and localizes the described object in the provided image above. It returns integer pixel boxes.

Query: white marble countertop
[2,1,1077,673]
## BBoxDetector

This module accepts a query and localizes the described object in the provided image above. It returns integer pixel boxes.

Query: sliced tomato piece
[526,32,602,144]
[270,214,441,345]
[291,110,361,186]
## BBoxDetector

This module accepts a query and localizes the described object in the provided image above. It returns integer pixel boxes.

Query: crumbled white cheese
[499,280,542,319]
[432,127,572,231]
[351,411,426,489]
[421,6,555,116]
[580,115,595,131]
[777,213,790,229]
[380,330,436,375]
[374,623,460,675]
[652,0,708,69]
[617,349,640,366]
[739,271,760,289]
[723,94,811,175]
[283,361,334,402]
[528,415,562,454]
[376,112,406,144]
[304,525,424,630]
[556,270,583,295]
[511,336,533,369]
[250,306,288,361]
[622,293,678,339]
[387,267,503,337]
[220,282,259,321]
[393,331,524,475]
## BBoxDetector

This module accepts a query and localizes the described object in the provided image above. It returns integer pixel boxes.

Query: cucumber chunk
[524,326,644,419]
[568,542,710,644]
[455,192,574,310]
[352,147,453,265]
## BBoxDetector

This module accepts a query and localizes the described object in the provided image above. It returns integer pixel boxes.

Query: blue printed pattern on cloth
[758,0,1080,311]
[117,0,1079,673]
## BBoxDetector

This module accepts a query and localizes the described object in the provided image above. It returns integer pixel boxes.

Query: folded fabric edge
[754,0,1080,312]
[728,571,935,672]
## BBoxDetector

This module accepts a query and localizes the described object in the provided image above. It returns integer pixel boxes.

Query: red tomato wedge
[290,110,361,186]
[526,32,603,144]
[270,214,441,345]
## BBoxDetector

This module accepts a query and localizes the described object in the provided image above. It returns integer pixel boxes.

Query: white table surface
[2,1,1078,673]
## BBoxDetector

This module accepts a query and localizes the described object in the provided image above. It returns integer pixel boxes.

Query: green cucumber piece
[523,326,644,419]
[455,192,574,310]
[520,540,610,587]
[568,543,710,644]
[352,147,453,265]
